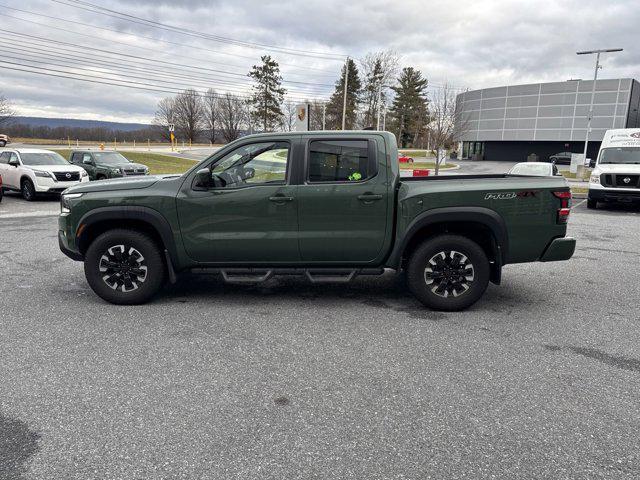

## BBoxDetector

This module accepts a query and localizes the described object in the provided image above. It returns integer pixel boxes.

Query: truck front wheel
[84,229,166,305]
[407,234,490,311]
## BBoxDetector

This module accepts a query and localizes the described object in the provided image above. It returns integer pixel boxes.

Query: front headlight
[80,170,88,177]
[589,174,600,184]
[111,168,122,175]
[61,193,83,213]
[33,170,54,179]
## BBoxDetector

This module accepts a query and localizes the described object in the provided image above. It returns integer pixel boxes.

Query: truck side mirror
[8,158,19,167]
[83,158,94,165]
[192,168,212,190]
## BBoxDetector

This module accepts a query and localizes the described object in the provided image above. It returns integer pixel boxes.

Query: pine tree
[388,67,429,147]
[325,58,362,130]
[248,55,286,132]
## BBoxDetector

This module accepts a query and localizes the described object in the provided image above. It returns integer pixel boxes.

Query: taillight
[553,190,572,224]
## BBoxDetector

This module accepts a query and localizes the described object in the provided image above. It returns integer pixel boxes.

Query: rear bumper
[540,237,576,262]
[588,188,640,203]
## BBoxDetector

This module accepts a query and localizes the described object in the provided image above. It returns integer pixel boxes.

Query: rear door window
[307,140,375,183]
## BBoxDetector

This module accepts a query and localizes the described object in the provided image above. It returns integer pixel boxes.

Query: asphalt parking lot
[1,192,640,479]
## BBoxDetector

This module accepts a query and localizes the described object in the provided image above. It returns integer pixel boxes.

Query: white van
[588,128,640,209]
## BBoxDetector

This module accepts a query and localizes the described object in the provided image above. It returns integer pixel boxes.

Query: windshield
[92,152,131,164]
[509,164,552,176]
[20,152,69,166]
[599,147,640,165]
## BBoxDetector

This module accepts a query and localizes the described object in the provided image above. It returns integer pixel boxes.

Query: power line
[52,0,347,61]
[0,5,339,77]
[0,41,333,96]
[0,63,328,103]
[0,48,332,98]
[1,30,337,93]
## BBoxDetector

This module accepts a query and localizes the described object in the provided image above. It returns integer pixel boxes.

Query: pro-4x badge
[485,192,516,200]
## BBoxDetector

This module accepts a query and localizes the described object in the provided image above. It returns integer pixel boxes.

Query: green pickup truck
[58,131,576,310]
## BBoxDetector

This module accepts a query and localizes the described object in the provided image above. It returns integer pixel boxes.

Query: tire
[96,174,106,180]
[587,198,597,209]
[84,229,166,305]
[21,178,36,201]
[0,141,6,147]
[407,234,490,311]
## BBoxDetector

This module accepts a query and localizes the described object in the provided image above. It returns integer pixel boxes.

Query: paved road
[1,194,639,479]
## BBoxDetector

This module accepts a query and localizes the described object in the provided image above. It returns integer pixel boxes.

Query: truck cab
[588,128,640,208]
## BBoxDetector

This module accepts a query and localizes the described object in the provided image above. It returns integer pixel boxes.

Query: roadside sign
[168,124,175,132]
[295,103,310,131]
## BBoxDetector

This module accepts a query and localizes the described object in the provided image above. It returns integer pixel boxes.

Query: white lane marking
[0,211,58,218]
[572,199,587,209]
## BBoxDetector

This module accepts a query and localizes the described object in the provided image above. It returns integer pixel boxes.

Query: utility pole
[376,84,382,130]
[576,48,622,164]
[341,57,349,130]
[322,103,326,130]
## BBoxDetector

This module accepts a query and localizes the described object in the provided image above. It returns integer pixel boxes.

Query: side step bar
[190,267,385,284]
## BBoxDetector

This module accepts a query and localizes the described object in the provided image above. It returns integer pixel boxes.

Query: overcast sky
[1,0,637,123]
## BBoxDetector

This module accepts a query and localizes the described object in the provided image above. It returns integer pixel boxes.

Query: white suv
[0,148,89,200]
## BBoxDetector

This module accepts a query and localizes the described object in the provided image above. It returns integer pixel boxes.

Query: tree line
[152,51,464,149]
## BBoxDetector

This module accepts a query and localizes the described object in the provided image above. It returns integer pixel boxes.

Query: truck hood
[27,164,85,173]
[63,175,178,194]
[594,164,640,175]
[101,162,148,170]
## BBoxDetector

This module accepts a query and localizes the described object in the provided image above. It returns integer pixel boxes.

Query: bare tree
[359,50,400,128]
[202,89,219,144]
[0,94,16,127]
[152,97,175,142]
[218,93,246,142]
[428,83,471,174]
[280,100,297,131]
[174,89,203,143]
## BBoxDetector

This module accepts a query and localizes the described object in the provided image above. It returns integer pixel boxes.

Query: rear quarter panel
[397,176,569,263]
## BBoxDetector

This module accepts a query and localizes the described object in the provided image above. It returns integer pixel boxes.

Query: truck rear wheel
[84,229,166,305]
[407,234,490,311]
[587,198,597,209]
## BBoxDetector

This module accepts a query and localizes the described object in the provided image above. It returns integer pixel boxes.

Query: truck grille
[54,171,80,181]
[601,174,640,188]
[123,168,146,176]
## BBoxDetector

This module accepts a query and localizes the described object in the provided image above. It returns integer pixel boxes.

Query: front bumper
[58,213,83,261]
[588,187,640,203]
[35,176,89,193]
[540,237,576,262]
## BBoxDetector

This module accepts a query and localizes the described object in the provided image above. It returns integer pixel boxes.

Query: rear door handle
[357,194,383,202]
[269,195,294,203]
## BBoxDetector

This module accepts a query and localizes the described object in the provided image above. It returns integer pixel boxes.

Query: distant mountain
[12,116,151,132]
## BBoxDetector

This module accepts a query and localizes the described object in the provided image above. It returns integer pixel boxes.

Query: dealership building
[455,78,640,162]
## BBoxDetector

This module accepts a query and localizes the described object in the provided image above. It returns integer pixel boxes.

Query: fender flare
[76,206,179,264]
[386,206,509,268]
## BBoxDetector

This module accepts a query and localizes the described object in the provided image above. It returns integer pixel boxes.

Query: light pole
[576,48,622,164]
[376,84,393,130]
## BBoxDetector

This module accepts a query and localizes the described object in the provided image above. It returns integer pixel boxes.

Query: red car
[398,153,414,163]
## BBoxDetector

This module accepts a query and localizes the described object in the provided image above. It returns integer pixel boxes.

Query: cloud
[1,0,637,123]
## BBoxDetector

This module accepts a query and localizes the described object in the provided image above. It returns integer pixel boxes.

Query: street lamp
[376,84,393,130]
[576,48,623,164]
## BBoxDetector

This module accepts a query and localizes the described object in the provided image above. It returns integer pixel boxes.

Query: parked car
[548,151,573,164]
[398,153,414,163]
[0,148,88,200]
[69,150,149,180]
[588,128,640,209]
[508,162,560,176]
[0,134,10,147]
[58,132,575,309]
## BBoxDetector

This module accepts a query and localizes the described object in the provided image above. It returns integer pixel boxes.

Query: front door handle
[269,195,294,203]
[357,193,383,203]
